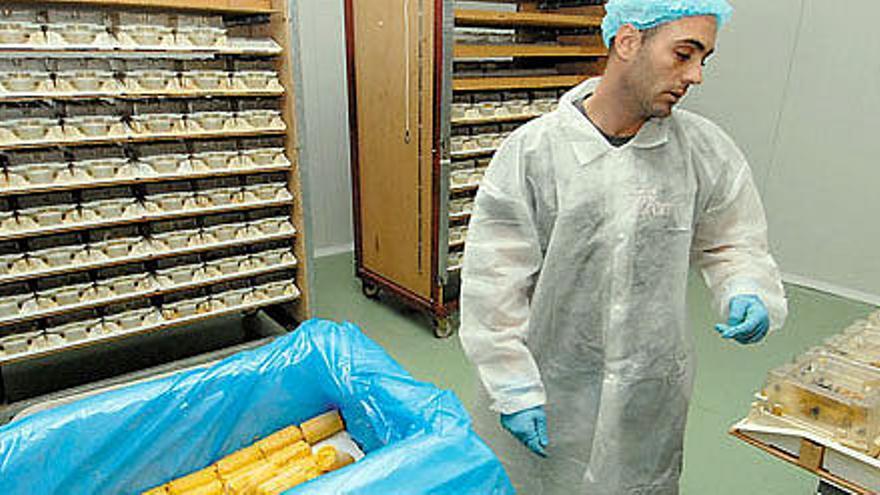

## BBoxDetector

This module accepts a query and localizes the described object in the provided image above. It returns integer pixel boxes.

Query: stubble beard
[629,50,672,120]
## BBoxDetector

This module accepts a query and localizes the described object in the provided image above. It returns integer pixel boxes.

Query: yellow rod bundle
[254,425,304,456]
[266,440,312,468]
[141,409,351,495]
[314,445,355,473]
[255,462,321,495]
[300,410,344,444]
[222,461,279,495]
[166,467,218,494]
[216,445,266,477]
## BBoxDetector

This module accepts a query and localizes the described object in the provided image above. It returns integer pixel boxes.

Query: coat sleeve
[459,134,546,414]
[691,134,788,331]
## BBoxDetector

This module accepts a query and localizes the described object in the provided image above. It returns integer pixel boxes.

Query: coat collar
[555,77,670,166]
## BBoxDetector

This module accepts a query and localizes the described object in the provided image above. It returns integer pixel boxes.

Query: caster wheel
[361,280,380,299]
[433,317,454,339]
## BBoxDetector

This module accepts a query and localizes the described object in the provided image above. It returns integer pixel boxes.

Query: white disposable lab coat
[460,78,787,494]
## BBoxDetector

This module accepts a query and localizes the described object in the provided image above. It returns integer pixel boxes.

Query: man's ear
[613,23,643,61]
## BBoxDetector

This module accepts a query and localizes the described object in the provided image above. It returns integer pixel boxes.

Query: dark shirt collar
[576,96,635,148]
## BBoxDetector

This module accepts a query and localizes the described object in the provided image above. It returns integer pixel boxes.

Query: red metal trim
[429,0,445,313]
[358,267,437,313]
[343,0,364,271]
[445,298,459,313]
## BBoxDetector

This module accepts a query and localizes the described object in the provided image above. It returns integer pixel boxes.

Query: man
[458,0,788,493]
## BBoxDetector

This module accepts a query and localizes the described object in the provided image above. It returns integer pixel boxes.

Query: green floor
[312,252,877,494]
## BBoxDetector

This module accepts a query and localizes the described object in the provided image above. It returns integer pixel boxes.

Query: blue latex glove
[500,405,548,457]
[715,294,770,344]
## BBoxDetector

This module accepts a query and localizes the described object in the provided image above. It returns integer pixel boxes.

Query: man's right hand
[500,405,548,457]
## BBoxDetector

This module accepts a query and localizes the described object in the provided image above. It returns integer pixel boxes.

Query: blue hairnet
[601,0,734,48]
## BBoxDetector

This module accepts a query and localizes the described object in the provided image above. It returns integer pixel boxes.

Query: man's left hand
[715,295,770,345]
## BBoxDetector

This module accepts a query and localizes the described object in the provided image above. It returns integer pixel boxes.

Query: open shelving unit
[345,0,606,337]
[0,0,313,411]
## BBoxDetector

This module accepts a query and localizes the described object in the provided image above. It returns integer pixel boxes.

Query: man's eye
[675,52,691,62]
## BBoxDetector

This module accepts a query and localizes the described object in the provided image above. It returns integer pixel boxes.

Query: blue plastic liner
[0,319,514,494]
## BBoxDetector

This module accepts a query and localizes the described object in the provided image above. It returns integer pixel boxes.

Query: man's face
[624,15,718,119]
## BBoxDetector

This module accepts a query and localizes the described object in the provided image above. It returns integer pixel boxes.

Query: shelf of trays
[449,159,486,195]
[451,99,554,126]
[448,219,469,248]
[0,7,285,63]
[450,147,496,160]
[0,89,284,104]
[0,36,282,58]
[0,282,301,366]
[447,161,484,221]
[0,18,275,53]
[0,222,296,286]
[0,113,286,151]
[0,46,282,59]
[454,9,603,29]
[448,189,473,216]
[450,183,480,194]
[0,164,291,197]
[0,151,291,197]
[2,0,276,15]
[454,43,607,60]
[450,133,507,160]
[451,112,538,127]
[450,181,483,196]
[447,250,464,273]
[217,38,283,56]
[0,250,298,327]
[0,193,294,243]
[453,75,590,92]
[449,193,474,224]
[447,213,470,272]
[0,71,285,103]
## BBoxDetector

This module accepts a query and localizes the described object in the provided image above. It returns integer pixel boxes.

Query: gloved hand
[715,294,770,345]
[500,405,548,457]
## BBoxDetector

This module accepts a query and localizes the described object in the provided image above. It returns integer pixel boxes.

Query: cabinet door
[349,0,436,299]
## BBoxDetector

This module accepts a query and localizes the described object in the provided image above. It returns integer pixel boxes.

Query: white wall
[685,0,880,305]
[295,0,355,257]
[683,0,803,194]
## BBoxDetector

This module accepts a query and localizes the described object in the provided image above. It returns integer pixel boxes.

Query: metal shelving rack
[0,0,313,409]
[345,0,605,337]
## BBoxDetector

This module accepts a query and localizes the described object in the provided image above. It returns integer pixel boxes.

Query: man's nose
[684,62,704,85]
